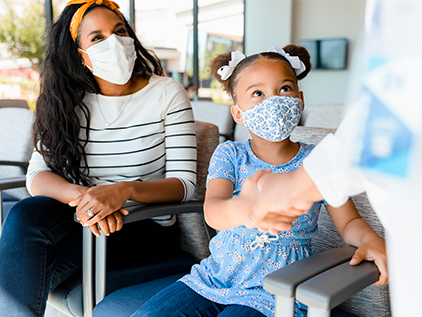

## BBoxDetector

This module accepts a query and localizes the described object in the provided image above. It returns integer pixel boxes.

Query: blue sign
[357,90,413,177]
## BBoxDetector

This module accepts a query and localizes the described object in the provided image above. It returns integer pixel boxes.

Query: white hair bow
[217,50,246,80]
[267,46,306,76]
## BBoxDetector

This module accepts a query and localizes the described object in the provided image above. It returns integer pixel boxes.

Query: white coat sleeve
[302,104,367,207]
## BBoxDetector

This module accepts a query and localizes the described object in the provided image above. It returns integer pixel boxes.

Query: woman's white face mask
[80,34,136,85]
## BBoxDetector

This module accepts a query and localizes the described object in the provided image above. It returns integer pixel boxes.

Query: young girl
[133,45,388,317]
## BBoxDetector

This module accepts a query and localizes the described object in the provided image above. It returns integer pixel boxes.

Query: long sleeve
[303,104,366,207]
[162,79,197,202]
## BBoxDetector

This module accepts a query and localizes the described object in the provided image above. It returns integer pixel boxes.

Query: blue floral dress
[179,140,322,317]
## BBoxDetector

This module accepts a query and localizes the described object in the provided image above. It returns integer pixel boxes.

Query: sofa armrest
[263,246,356,317]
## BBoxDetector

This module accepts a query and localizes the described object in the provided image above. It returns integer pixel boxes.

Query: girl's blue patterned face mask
[237,95,303,142]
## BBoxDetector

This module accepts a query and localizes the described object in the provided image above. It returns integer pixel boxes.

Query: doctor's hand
[243,167,322,233]
[238,170,305,234]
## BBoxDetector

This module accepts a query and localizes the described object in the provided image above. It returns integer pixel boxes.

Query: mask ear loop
[78,48,94,71]
[233,104,246,126]
[235,104,243,113]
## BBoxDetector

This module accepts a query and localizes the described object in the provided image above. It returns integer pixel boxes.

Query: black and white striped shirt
[27,75,197,224]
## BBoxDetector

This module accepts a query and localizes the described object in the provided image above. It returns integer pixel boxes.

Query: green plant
[0,0,47,70]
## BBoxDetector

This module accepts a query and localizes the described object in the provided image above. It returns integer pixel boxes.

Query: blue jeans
[0,196,185,317]
[131,281,266,317]
[0,196,82,317]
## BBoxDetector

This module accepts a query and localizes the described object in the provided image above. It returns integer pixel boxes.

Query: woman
[0,1,196,316]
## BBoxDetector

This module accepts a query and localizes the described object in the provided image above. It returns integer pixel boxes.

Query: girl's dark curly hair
[210,44,312,103]
[33,4,164,186]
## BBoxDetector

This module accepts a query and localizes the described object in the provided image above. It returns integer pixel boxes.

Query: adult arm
[27,151,125,237]
[27,149,87,203]
[302,104,367,207]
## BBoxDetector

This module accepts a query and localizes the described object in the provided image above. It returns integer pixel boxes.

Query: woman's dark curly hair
[209,45,312,103]
[33,4,164,186]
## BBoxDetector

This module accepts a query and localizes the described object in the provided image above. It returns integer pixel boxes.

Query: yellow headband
[67,0,124,42]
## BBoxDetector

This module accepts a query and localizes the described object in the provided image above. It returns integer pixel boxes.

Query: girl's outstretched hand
[242,169,312,232]
[349,235,389,286]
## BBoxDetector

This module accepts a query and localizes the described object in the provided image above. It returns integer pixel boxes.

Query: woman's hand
[68,184,90,203]
[69,183,130,236]
[349,234,389,285]
[87,210,127,237]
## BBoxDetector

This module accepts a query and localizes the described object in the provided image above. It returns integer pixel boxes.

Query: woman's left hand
[71,183,130,227]
[349,235,389,285]
[88,210,127,237]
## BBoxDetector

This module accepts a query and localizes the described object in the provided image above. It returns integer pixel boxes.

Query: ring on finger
[87,209,94,218]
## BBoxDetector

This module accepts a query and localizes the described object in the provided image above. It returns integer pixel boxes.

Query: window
[0,0,49,109]
[133,0,244,103]
[0,0,244,107]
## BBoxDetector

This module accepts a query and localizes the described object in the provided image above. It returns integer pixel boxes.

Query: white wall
[244,0,366,106]
[291,0,366,106]
[244,0,292,55]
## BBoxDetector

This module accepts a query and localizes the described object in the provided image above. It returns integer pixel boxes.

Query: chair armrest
[80,200,205,317]
[0,176,27,233]
[263,246,356,317]
[296,261,380,316]
[74,201,204,225]
[0,160,29,169]
[123,201,203,224]
[0,176,26,191]
[264,246,356,297]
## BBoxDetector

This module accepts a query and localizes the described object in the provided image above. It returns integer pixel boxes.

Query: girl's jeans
[131,281,266,317]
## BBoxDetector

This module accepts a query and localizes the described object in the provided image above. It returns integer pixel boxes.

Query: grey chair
[263,126,391,317]
[46,120,220,317]
[301,104,344,129]
[0,101,33,225]
[233,122,250,141]
[0,98,30,109]
[191,100,235,142]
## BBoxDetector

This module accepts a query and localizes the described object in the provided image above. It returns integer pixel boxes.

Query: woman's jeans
[0,196,82,316]
[131,281,266,317]
[0,196,184,317]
